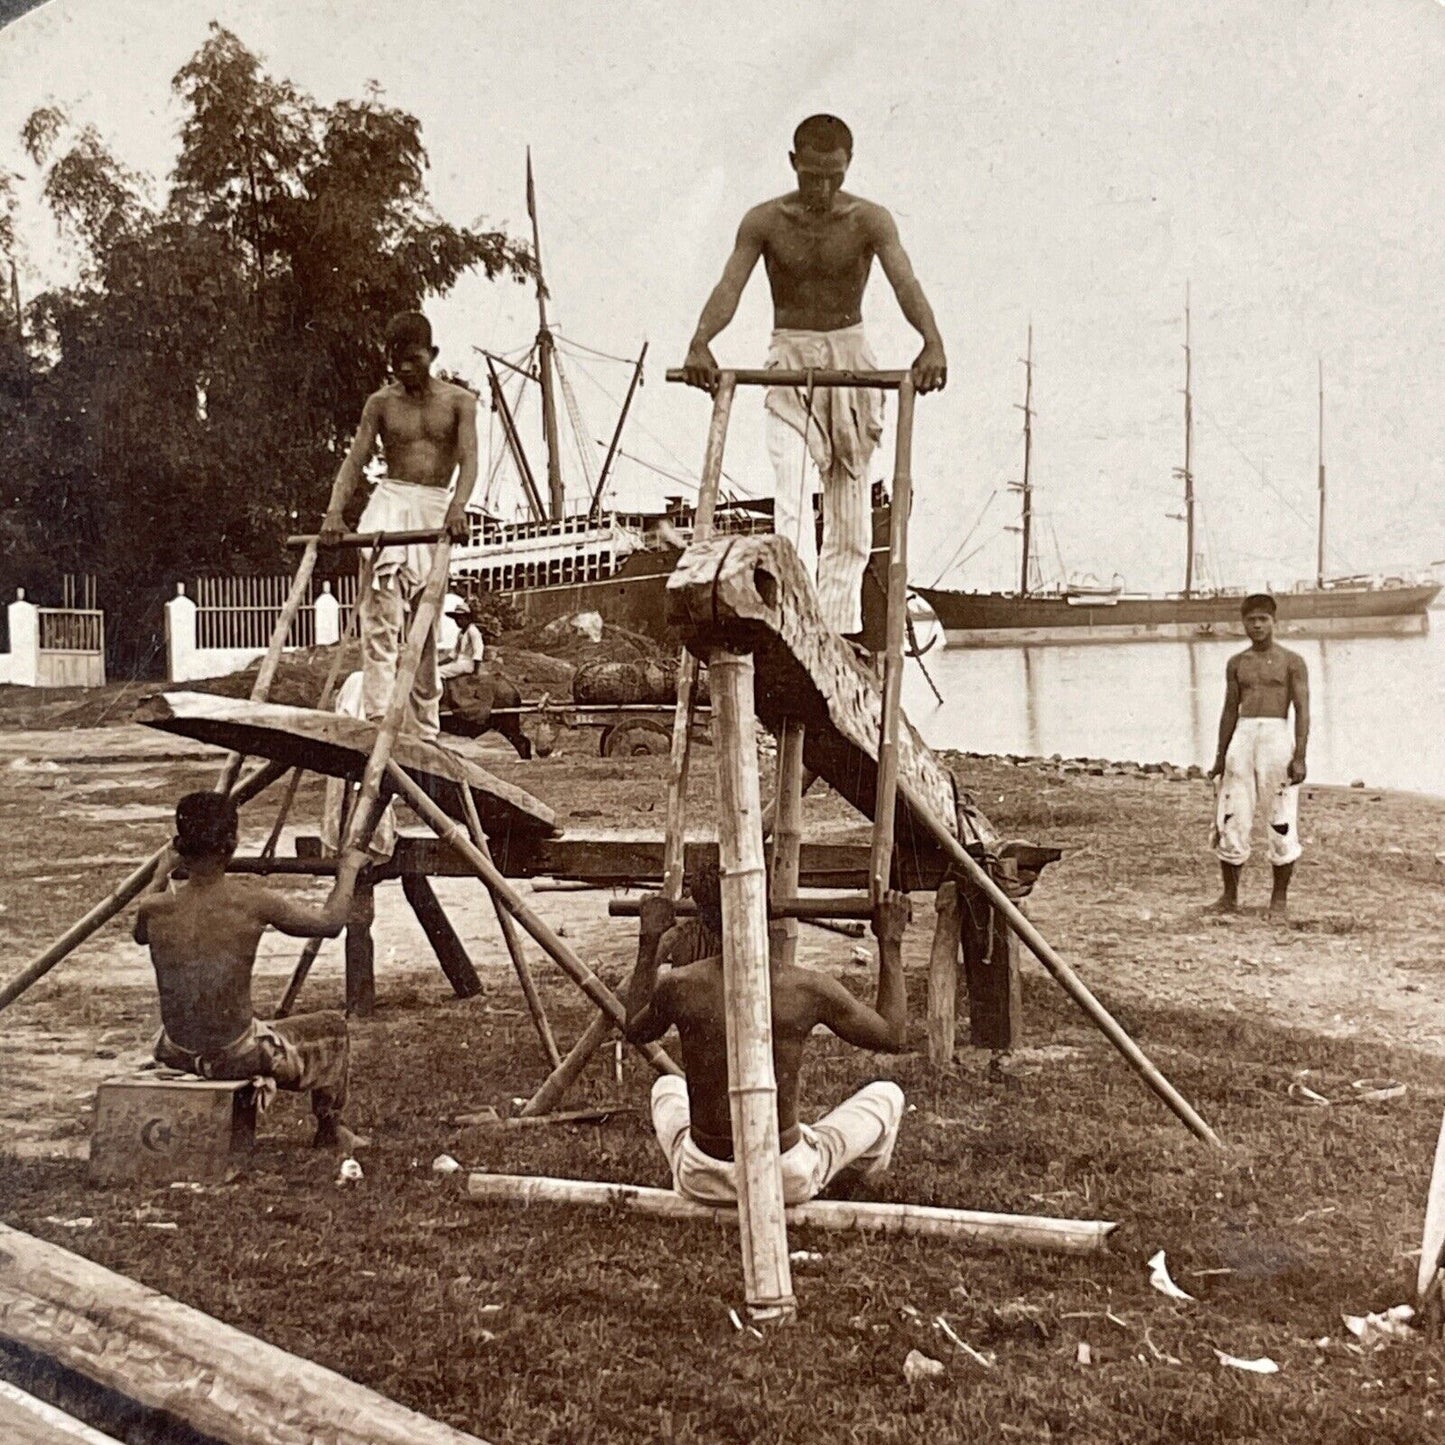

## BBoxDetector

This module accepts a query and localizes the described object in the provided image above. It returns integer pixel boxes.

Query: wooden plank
[666,535,957,882]
[0,1381,121,1445]
[136,691,558,841]
[0,1225,491,1445]
[466,1174,1118,1255]
[926,879,962,1066]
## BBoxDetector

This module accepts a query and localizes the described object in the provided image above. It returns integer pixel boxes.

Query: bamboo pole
[466,1174,1118,1255]
[459,784,562,1069]
[870,378,915,903]
[768,719,806,968]
[383,762,681,1079]
[662,373,736,901]
[520,1013,613,1118]
[710,648,795,1321]
[216,541,320,794]
[901,776,1223,1148]
[0,759,289,1013]
[285,528,448,549]
[276,936,325,1019]
[926,879,962,1067]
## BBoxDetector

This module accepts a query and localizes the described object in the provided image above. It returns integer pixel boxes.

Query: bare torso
[754,192,886,331]
[665,958,832,1158]
[374,378,471,488]
[1232,644,1305,719]
[139,879,269,1054]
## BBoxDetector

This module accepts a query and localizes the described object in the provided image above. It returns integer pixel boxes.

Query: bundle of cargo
[571,659,709,708]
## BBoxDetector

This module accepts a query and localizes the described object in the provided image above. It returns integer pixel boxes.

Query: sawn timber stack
[666,534,960,878]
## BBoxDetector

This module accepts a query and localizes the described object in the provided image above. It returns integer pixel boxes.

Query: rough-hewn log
[666,534,957,881]
[344,874,376,1018]
[0,1377,118,1444]
[0,1224,490,1445]
[136,691,557,842]
[466,1174,1117,1255]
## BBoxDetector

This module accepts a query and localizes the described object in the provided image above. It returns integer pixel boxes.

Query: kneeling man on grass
[625,863,910,1205]
[134,792,370,1154]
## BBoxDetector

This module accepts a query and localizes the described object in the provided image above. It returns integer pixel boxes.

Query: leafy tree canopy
[0,24,530,672]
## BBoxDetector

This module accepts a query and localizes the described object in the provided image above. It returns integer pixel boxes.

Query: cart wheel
[597,725,616,757]
[603,720,671,758]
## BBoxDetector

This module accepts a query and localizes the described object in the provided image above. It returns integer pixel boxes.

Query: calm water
[900,619,1445,797]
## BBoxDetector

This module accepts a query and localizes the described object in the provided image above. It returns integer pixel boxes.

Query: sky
[2,0,1443,594]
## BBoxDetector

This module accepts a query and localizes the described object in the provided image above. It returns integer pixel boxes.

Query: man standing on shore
[1209,594,1310,920]
[319,311,478,738]
[681,114,947,643]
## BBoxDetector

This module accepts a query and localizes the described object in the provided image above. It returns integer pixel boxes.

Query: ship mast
[1316,356,1326,589]
[526,150,566,521]
[1178,287,1196,598]
[1015,325,1035,596]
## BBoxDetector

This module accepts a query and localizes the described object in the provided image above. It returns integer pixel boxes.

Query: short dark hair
[385,310,433,354]
[688,860,724,938]
[793,114,853,157]
[174,791,238,861]
[1241,592,1277,617]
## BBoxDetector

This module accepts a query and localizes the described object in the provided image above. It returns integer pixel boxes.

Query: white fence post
[4,590,40,686]
[314,584,340,646]
[165,584,198,683]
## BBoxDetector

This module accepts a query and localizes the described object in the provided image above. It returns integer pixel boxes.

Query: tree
[0,24,530,674]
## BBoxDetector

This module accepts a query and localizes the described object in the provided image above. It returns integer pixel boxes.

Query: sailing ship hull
[913,582,1441,648]
[473,508,896,650]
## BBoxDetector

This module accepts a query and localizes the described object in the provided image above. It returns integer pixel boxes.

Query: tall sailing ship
[450,154,895,649]
[914,307,1439,647]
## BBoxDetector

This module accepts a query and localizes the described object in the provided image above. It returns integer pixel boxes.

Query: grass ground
[2,731,1444,1442]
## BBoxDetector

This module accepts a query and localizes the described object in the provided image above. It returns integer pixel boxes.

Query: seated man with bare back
[1209,593,1310,919]
[682,114,946,644]
[134,792,370,1153]
[625,863,910,1205]
[319,311,479,738]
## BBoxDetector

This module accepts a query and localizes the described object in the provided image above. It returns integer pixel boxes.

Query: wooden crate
[90,1076,256,1184]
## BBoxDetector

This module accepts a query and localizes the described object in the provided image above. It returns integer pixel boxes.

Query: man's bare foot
[1266,898,1290,923]
[313,1121,371,1153]
[1202,895,1239,916]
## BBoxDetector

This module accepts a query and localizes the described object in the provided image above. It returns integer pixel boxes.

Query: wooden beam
[0,1224,491,1445]
[962,860,1022,1051]
[663,374,735,901]
[344,873,376,1018]
[665,368,911,390]
[465,1174,1118,1255]
[710,648,795,1322]
[926,879,962,1067]
[288,832,951,892]
[401,873,484,1000]
[870,377,915,902]
[769,719,806,968]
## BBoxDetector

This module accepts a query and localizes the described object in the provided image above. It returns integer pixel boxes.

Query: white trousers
[1213,716,1302,867]
[650,1074,904,1207]
[764,326,883,636]
[356,478,448,738]
[321,672,397,862]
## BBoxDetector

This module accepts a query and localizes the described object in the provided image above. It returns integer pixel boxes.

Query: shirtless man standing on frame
[682,114,946,642]
[1209,593,1310,920]
[320,311,478,739]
